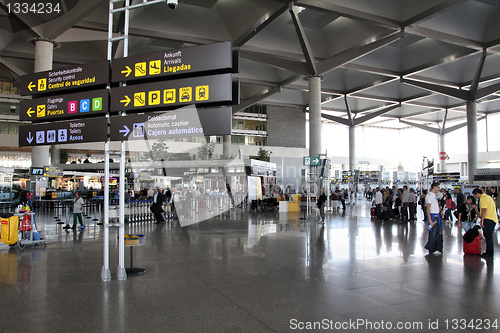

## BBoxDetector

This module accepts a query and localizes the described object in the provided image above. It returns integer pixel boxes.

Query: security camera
[167,0,178,9]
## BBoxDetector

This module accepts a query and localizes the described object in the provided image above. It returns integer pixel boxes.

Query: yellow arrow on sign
[28,82,36,91]
[120,95,131,106]
[121,66,132,77]
[26,107,34,117]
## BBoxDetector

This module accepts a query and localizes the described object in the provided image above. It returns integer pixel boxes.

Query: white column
[31,40,53,168]
[466,101,478,183]
[349,125,356,171]
[308,76,321,157]
[223,135,231,158]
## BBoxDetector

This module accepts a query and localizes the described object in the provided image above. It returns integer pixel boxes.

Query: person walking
[317,189,327,224]
[63,191,85,230]
[472,188,498,257]
[408,188,417,221]
[443,191,454,222]
[425,182,442,254]
[151,187,164,224]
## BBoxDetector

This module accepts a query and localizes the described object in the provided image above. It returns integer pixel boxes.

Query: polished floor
[1,199,499,332]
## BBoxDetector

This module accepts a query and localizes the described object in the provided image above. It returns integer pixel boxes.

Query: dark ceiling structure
[1,0,500,130]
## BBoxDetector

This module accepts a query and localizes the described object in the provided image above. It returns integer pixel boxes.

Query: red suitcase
[463,234,482,255]
[370,207,375,217]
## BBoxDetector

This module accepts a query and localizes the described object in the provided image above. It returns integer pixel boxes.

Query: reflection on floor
[0,199,499,332]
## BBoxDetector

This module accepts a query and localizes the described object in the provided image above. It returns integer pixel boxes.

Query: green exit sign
[303,156,320,166]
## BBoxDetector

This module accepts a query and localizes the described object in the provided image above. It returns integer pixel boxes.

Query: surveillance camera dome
[167,0,178,9]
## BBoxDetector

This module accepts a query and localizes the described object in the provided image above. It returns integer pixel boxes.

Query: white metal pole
[101,0,114,282]
[116,0,130,281]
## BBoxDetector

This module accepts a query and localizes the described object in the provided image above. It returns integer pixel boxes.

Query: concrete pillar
[308,76,321,157]
[222,135,231,158]
[31,40,54,167]
[349,125,356,171]
[466,101,478,183]
[439,134,446,172]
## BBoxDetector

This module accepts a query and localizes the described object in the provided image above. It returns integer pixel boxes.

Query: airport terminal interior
[1,0,500,332]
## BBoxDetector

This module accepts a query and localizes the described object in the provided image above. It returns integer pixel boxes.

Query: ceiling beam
[0,56,26,77]
[233,86,281,112]
[344,95,353,126]
[475,82,500,100]
[469,49,487,100]
[44,0,103,40]
[401,77,469,100]
[442,117,486,135]
[317,30,403,75]
[353,103,400,126]
[406,26,484,50]
[321,113,351,126]
[402,0,468,26]
[289,3,317,75]
[234,3,288,47]
[294,0,401,29]
[240,50,310,75]
[399,119,441,134]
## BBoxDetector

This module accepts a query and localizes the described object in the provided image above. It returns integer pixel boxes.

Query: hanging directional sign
[19,89,109,122]
[20,60,109,96]
[303,156,320,166]
[111,41,234,83]
[19,117,108,147]
[110,74,234,112]
[110,106,232,141]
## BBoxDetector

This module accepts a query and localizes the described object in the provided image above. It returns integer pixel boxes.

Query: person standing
[317,189,327,224]
[420,190,428,223]
[425,182,442,254]
[472,188,498,257]
[64,191,85,230]
[443,192,454,222]
[457,195,479,232]
[151,187,164,224]
[401,185,410,223]
[374,187,383,219]
[456,188,465,208]
[408,188,417,221]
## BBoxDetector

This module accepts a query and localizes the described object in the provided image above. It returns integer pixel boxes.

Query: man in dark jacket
[151,187,164,223]
[456,187,465,208]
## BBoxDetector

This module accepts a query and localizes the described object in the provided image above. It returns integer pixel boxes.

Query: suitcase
[370,207,375,217]
[463,234,482,255]
[1,215,19,245]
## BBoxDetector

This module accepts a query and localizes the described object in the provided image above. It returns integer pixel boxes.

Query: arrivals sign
[110,106,232,141]
[110,74,234,112]
[20,61,109,96]
[111,41,234,83]
[19,117,108,147]
[19,89,109,122]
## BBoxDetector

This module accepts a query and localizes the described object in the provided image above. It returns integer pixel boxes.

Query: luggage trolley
[17,211,47,249]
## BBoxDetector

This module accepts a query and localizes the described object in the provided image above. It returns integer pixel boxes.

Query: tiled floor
[1,199,499,332]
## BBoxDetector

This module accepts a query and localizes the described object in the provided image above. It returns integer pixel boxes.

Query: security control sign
[111,41,233,82]
[110,74,234,112]
[110,106,232,141]
[20,89,109,122]
[20,60,109,96]
[19,117,108,147]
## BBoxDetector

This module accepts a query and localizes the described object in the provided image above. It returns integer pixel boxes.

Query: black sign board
[110,106,232,141]
[110,74,234,112]
[20,60,109,96]
[19,117,108,147]
[20,89,109,122]
[111,41,233,83]
[30,167,44,176]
